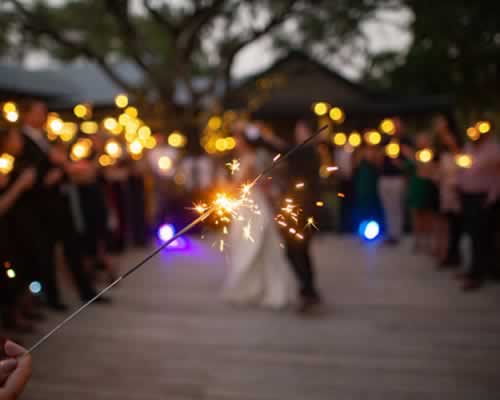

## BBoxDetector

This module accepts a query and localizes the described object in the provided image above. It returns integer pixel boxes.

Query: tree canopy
[1,0,395,128]
[364,0,500,117]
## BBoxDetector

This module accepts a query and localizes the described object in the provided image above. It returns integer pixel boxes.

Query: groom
[284,120,322,314]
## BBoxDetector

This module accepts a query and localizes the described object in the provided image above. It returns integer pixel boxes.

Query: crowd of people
[0,100,152,335]
[347,116,500,291]
[0,100,499,398]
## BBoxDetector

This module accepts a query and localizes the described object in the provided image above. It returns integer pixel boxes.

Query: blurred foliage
[0,1,387,104]
[364,0,500,116]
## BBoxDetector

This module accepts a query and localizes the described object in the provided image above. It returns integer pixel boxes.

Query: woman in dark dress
[72,134,117,284]
[0,127,38,332]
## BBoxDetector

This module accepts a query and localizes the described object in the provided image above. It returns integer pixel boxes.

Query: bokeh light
[313,102,329,116]
[359,220,380,241]
[115,94,129,108]
[333,132,347,146]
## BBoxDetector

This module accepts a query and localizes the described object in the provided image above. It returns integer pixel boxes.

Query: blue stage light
[157,223,187,249]
[359,220,380,241]
[29,281,42,295]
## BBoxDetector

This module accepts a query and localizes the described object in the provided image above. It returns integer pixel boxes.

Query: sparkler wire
[25,124,328,355]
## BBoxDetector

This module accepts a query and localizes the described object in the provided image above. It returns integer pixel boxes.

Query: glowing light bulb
[313,102,329,116]
[348,132,361,147]
[115,94,128,108]
[333,132,347,146]
[385,141,400,159]
[329,107,344,122]
[158,156,172,172]
[380,118,395,135]
[416,148,434,163]
[105,140,122,159]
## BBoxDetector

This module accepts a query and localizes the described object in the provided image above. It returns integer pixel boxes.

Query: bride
[222,121,295,309]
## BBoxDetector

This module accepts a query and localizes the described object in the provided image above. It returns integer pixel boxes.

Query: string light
[168,131,187,148]
[47,114,63,134]
[80,121,98,135]
[138,126,151,140]
[103,117,118,131]
[385,141,400,159]
[329,107,344,122]
[348,132,361,147]
[158,156,172,171]
[0,153,15,175]
[455,154,473,168]
[313,102,329,116]
[416,148,434,163]
[365,130,381,145]
[105,139,122,159]
[128,140,143,156]
[73,104,89,119]
[2,102,17,113]
[380,118,395,135]
[332,132,347,146]
[125,106,138,118]
[208,116,222,130]
[144,136,157,149]
[71,139,92,161]
[98,154,114,167]
[5,111,19,122]
[466,126,480,141]
[115,94,128,108]
[476,121,491,134]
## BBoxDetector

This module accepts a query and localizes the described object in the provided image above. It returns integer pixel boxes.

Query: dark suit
[284,146,321,301]
[17,128,96,304]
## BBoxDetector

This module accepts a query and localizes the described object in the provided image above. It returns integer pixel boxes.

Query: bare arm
[0,169,36,216]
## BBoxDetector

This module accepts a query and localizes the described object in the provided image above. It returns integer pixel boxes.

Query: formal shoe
[461,278,483,292]
[47,302,69,312]
[296,297,322,315]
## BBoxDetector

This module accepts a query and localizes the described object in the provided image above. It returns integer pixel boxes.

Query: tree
[363,0,500,119]
[1,0,396,131]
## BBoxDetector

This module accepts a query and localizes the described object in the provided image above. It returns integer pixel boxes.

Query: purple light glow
[157,223,188,250]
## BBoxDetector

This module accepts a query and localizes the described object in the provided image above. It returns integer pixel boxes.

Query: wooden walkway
[20,235,500,399]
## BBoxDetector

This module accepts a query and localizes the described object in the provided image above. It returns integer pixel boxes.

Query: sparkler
[25,124,329,355]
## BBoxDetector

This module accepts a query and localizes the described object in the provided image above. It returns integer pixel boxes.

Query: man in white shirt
[457,128,500,290]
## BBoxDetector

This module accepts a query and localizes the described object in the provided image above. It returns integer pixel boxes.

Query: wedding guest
[433,115,462,268]
[352,144,383,231]
[405,132,439,253]
[284,120,322,313]
[0,127,38,332]
[378,117,410,245]
[457,123,500,291]
[18,101,104,310]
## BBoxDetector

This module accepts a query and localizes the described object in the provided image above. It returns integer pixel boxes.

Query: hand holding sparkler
[0,341,31,400]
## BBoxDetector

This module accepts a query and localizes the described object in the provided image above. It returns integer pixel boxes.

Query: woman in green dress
[353,144,383,233]
[405,132,439,253]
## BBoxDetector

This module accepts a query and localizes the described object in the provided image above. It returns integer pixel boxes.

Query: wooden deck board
[20,236,500,399]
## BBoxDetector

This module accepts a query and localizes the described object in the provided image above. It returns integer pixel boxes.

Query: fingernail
[0,358,17,373]
[5,341,27,357]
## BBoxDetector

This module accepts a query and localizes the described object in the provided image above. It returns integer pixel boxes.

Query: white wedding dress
[222,150,295,309]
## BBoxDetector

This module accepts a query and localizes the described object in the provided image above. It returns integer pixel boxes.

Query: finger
[4,341,26,359]
[0,358,17,384]
[1,341,32,398]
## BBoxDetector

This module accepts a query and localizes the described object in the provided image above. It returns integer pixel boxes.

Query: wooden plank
[17,236,500,400]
